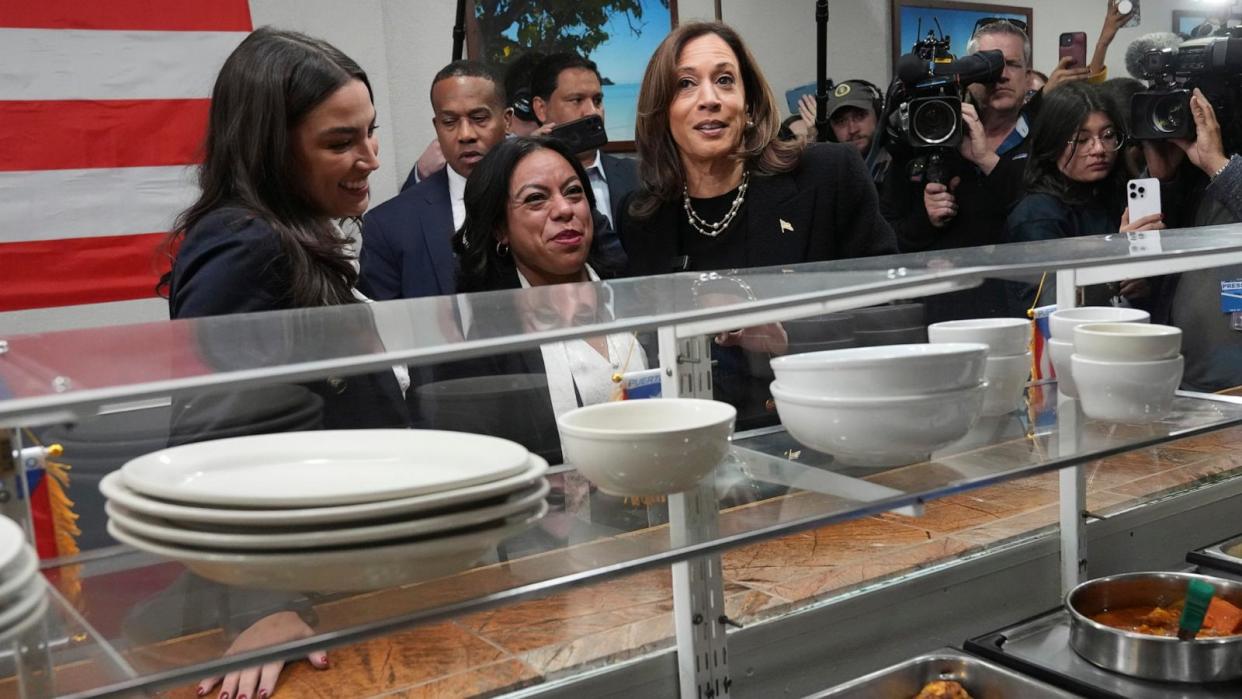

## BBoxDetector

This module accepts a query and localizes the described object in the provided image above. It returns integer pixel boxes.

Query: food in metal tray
[1090,597,1242,638]
[913,679,972,699]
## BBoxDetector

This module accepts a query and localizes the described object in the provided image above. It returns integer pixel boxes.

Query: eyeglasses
[1066,130,1126,153]
[973,17,1029,35]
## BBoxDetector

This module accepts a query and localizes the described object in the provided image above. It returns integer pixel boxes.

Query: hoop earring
[495,240,510,257]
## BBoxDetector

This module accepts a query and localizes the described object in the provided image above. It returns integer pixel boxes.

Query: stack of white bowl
[558,398,737,496]
[0,518,47,645]
[769,343,989,467]
[101,429,548,593]
[1071,322,1184,423]
[1047,307,1150,398]
[929,318,1032,416]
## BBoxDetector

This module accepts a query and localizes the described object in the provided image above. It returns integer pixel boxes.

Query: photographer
[1145,89,1242,391]
[880,19,1036,319]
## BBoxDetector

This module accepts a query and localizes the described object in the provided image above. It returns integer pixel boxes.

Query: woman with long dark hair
[158,27,403,699]
[1006,81,1163,310]
[1006,81,1162,242]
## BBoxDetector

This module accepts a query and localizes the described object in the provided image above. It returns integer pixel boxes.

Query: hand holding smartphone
[1059,32,1088,68]
[1127,178,1162,221]
[548,114,607,155]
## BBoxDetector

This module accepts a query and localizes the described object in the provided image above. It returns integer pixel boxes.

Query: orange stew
[1091,597,1242,638]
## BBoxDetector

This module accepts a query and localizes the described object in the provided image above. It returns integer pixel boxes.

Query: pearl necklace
[683,170,751,238]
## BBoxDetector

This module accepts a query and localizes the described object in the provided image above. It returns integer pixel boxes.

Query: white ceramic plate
[107,502,548,593]
[121,430,531,507]
[0,596,48,647]
[0,548,37,608]
[105,479,548,550]
[0,518,26,576]
[100,455,548,526]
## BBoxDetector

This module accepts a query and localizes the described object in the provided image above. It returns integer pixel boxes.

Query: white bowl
[928,318,1032,357]
[770,343,988,398]
[1071,354,1183,423]
[1073,322,1182,362]
[558,399,736,496]
[982,352,1031,416]
[770,381,986,467]
[1048,338,1078,398]
[1049,306,1149,341]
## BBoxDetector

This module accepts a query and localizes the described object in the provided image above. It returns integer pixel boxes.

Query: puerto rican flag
[0,2,253,313]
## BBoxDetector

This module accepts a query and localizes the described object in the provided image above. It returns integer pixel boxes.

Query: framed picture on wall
[890,1,1032,65]
[1172,10,1242,38]
[467,0,678,151]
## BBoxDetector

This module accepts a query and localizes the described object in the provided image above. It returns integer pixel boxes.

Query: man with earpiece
[795,79,892,187]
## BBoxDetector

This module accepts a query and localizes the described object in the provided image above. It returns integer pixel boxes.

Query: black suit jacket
[600,153,638,225]
[619,143,896,275]
[168,207,412,430]
[359,168,456,300]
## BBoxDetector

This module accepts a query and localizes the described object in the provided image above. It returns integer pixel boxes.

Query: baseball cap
[824,80,881,120]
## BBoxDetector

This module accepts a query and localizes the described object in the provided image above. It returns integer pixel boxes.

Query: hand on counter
[197,611,328,699]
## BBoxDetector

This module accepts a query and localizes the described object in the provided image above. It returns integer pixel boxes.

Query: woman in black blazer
[619,21,897,427]
[157,27,402,699]
[161,28,408,432]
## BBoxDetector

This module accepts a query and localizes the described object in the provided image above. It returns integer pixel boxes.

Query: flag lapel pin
[779,219,794,233]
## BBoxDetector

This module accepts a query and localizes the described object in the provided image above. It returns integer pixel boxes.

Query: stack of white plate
[101,430,548,592]
[0,517,48,645]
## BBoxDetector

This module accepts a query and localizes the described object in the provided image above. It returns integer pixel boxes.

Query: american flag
[0,2,253,313]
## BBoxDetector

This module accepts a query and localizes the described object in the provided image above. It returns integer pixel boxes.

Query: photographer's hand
[1046,57,1091,93]
[958,104,999,175]
[1173,88,1230,178]
[924,177,962,229]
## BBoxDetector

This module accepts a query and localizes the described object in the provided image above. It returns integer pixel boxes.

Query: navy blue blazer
[359,167,457,300]
[168,207,413,430]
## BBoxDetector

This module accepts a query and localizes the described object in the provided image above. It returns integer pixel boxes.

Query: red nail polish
[220,692,229,699]
[259,692,268,699]
[197,689,207,697]
[239,695,247,699]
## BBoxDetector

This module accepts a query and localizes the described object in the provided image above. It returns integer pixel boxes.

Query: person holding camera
[879,19,1036,320]
[529,52,638,251]
[1143,88,1242,391]
[360,61,512,300]
[794,80,892,185]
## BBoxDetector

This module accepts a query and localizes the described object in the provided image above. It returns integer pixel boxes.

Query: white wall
[4,0,1207,335]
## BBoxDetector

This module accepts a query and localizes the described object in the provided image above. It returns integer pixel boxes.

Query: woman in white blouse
[438,136,647,448]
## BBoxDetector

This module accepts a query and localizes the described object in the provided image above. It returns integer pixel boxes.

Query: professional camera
[879,27,1005,183]
[888,31,1005,150]
[1131,29,1242,142]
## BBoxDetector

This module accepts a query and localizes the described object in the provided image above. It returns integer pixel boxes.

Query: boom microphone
[897,49,1005,87]
[1125,32,1184,79]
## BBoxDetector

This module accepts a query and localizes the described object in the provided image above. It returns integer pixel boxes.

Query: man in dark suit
[530,53,638,259]
[359,61,511,299]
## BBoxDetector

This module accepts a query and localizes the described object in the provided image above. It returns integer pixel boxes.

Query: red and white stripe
[0,3,252,313]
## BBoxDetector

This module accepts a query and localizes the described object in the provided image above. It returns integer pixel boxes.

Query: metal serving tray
[1188,533,1242,577]
[804,647,1077,698]
[966,609,1242,698]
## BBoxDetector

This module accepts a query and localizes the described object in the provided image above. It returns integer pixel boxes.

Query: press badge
[1221,279,1242,313]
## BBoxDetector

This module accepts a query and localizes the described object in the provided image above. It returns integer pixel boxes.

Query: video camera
[881,26,1005,182]
[1131,28,1242,144]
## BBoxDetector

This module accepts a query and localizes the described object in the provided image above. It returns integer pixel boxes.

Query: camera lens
[912,100,957,145]
[1151,94,1188,134]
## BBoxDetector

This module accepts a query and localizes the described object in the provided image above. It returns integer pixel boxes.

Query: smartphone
[785,82,818,117]
[1117,0,1140,29]
[548,114,607,155]
[1127,178,1162,222]
[1059,32,1088,68]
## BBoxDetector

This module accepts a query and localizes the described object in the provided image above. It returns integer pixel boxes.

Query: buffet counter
[3,226,1242,698]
